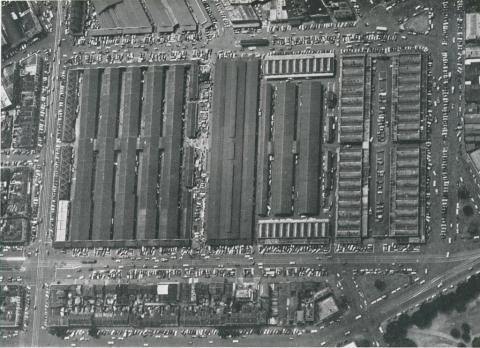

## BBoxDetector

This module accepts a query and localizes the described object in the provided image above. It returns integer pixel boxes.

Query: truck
[376,26,388,32]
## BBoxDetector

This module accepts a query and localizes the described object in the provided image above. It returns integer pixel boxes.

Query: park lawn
[406,295,480,347]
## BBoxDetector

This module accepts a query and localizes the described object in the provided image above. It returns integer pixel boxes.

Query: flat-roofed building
[466,13,480,42]
[339,55,365,144]
[55,200,70,242]
[395,54,423,142]
[335,146,363,242]
[263,53,335,79]
[390,144,425,243]
[257,218,329,244]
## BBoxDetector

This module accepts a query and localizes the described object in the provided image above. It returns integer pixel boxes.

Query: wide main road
[29,247,480,273]
[29,2,64,347]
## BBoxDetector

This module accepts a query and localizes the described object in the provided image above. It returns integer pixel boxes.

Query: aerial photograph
[1,0,480,347]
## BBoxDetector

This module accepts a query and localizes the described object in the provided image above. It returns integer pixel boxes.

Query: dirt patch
[403,11,430,33]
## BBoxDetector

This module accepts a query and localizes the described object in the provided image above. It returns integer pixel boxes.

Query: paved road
[4,0,478,346]
[7,246,478,279]
[29,3,63,347]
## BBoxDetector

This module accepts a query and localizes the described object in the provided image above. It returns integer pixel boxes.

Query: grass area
[356,273,411,303]
[407,295,480,347]
[448,195,480,253]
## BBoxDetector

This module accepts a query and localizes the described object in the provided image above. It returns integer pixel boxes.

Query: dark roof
[92,0,122,14]
[163,0,196,30]
[271,82,296,216]
[91,69,120,240]
[70,139,94,241]
[136,66,165,240]
[207,58,259,242]
[256,82,272,216]
[94,0,151,33]
[144,0,174,32]
[295,81,322,216]
[114,68,141,240]
[158,66,185,239]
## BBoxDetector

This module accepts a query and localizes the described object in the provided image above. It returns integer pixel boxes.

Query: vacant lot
[356,273,411,303]
[403,11,430,33]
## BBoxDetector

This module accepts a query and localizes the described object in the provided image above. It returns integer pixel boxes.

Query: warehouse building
[136,66,164,240]
[257,218,329,245]
[395,54,423,142]
[55,201,70,242]
[69,68,99,242]
[271,82,296,216]
[390,144,425,243]
[335,146,363,242]
[207,58,260,245]
[256,80,323,218]
[61,63,198,248]
[255,79,328,245]
[161,0,197,32]
[90,0,152,36]
[228,4,261,28]
[144,0,175,32]
[91,68,120,241]
[256,82,273,217]
[466,13,480,42]
[263,53,335,79]
[187,0,213,29]
[143,0,211,33]
[465,107,480,152]
[295,81,323,216]
[338,55,365,144]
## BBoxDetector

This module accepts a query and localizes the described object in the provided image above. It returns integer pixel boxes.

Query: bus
[81,259,97,264]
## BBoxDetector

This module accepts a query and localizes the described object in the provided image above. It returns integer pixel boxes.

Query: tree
[463,205,474,217]
[411,302,436,329]
[461,332,471,343]
[472,336,480,347]
[384,321,408,345]
[461,322,471,335]
[395,337,417,347]
[467,219,480,237]
[451,328,461,339]
[88,322,99,338]
[374,279,386,291]
[458,343,467,347]
[48,327,68,338]
[355,338,371,347]
[437,293,456,314]
[458,185,470,200]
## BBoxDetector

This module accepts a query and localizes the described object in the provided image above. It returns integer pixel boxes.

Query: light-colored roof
[466,13,480,41]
